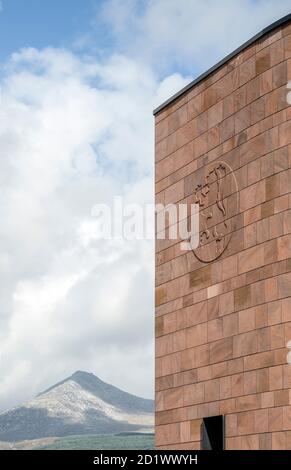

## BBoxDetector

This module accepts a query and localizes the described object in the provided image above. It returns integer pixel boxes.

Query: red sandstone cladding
[155,21,291,450]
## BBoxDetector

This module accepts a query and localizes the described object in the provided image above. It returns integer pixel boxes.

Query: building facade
[154,15,291,450]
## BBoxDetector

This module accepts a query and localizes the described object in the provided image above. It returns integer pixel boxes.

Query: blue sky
[0,0,290,411]
[0,0,98,60]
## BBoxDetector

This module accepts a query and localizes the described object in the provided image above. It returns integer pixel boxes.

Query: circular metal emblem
[193,161,239,263]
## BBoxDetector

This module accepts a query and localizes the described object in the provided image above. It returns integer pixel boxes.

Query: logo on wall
[192,161,238,263]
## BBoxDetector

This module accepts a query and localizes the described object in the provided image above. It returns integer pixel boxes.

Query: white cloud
[0,46,188,411]
[99,0,291,75]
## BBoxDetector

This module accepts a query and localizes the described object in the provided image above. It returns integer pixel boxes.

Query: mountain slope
[0,371,154,442]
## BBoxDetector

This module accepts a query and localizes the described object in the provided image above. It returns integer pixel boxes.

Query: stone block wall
[155,20,291,450]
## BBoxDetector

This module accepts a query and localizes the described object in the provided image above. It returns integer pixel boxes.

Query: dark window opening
[201,415,224,450]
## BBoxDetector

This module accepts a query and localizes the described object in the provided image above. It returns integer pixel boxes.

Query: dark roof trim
[153,13,291,116]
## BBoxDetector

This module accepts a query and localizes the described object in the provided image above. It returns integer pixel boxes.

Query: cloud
[99,0,291,75]
[0,46,188,411]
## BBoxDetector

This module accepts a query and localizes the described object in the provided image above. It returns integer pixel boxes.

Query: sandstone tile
[223,94,234,119]
[238,307,256,333]
[282,297,291,322]
[251,279,266,306]
[279,120,291,147]
[240,180,265,212]
[264,238,278,265]
[183,369,198,386]
[254,408,269,433]
[270,212,284,238]
[188,95,202,120]
[156,287,167,306]
[241,434,259,450]
[262,391,275,408]
[257,217,270,243]
[211,360,228,378]
[219,398,236,415]
[195,344,210,367]
[272,431,286,449]
[234,83,247,111]
[257,327,270,352]
[207,318,223,342]
[225,413,237,436]
[256,48,270,74]
[265,277,278,302]
[282,406,291,430]
[197,365,211,382]
[284,35,291,59]
[260,68,273,95]
[219,291,234,316]
[271,323,285,348]
[244,205,261,225]
[204,378,220,402]
[244,223,257,248]
[226,436,242,449]
[283,365,291,389]
[235,106,251,133]
[222,255,238,280]
[180,421,191,443]
[219,115,235,142]
[273,62,287,88]
[269,365,283,390]
[234,285,252,310]
[223,312,239,337]
[283,210,291,235]
[203,86,217,110]
[238,244,265,274]
[240,56,256,85]
[168,105,188,134]
[156,423,181,446]
[270,39,284,66]
[236,394,259,412]
[259,433,272,449]
[164,387,184,410]
[237,411,254,434]
[186,323,207,348]
[209,337,233,363]
[266,173,281,200]
[244,370,257,395]
[233,331,258,357]
[220,376,232,400]
[268,300,282,325]
[231,373,244,397]
[180,348,195,371]
[246,76,260,103]
[278,272,291,297]
[183,382,204,407]
[269,407,283,432]
[190,419,202,441]
[164,179,184,204]
[156,316,164,337]
[275,389,290,406]
[207,297,219,321]
[257,368,269,393]
[208,102,223,128]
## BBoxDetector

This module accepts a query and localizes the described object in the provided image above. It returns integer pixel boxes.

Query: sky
[0,0,290,412]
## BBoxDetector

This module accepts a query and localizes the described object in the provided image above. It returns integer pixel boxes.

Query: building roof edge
[153,13,291,116]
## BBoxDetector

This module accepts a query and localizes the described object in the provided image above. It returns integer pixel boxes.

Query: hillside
[0,371,154,442]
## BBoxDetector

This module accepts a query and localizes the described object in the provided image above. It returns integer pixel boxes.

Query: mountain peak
[70,370,97,379]
[0,371,154,442]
